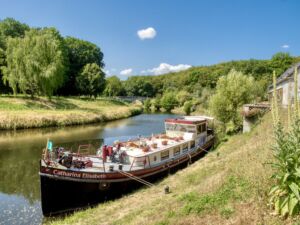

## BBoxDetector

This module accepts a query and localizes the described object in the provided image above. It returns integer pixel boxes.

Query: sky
[0,0,299,79]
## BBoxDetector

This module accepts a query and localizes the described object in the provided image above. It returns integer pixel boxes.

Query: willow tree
[1,28,68,97]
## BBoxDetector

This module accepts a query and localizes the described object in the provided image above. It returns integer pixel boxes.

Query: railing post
[147,156,151,168]
[129,158,135,171]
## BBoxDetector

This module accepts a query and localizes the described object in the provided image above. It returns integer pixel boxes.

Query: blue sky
[0,0,299,79]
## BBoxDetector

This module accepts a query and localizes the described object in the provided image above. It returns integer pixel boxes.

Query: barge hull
[40,140,213,216]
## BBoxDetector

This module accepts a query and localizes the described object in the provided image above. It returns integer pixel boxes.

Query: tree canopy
[0,17,299,100]
[1,28,68,97]
[59,37,104,95]
[0,18,29,40]
[104,76,124,96]
[0,18,30,93]
[124,76,155,97]
[76,63,105,98]
[161,92,178,112]
[209,69,256,131]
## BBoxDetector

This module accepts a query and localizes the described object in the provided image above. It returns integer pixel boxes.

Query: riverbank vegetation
[48,111,299,225]
[0,96,142,130]
[0,18,105,98]
[1,18,299,132]
[139,54,299,132]
[1,17,299,101]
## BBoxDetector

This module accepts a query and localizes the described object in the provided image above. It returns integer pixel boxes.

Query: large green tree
[1,28,68,97]
[0,18,29,40]
[124,77,155,97]
[76,63,105,98]
[59,37,104,95]
[209,69,256,131]
[103,76,124,96]
[0,18,30,93]
[270,52,294,77]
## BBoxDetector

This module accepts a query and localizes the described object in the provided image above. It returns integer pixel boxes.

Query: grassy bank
[0,96,142,130]
[47,112,300,225]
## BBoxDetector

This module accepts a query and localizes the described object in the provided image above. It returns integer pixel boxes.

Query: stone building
[268,62,300,106]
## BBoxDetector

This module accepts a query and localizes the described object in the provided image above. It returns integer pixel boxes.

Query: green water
[0,113,177,225]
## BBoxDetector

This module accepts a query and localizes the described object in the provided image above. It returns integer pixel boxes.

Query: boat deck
[43,156,145,173]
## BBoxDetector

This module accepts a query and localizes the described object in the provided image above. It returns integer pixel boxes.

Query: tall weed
[269,68,300,216]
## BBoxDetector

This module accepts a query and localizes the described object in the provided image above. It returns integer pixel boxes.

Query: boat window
[166,123,195,133]
[190,141,195,149]
[182,143,188,152]
[197,125,201,134]
[173,147,180,156]
[176,125,183,132]
[165,123,175,131]
[201,124,206,132]
[186,125,196,133]
[197,123,207,134]
[153,155,157,162]
[161,150,169,160]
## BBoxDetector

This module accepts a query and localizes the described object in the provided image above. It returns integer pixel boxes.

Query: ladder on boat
[117,170,154,187]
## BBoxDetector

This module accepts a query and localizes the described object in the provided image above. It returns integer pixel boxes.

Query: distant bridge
[111,96,148,103]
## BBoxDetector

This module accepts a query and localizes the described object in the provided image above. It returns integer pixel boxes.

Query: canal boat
[39,116,215,216]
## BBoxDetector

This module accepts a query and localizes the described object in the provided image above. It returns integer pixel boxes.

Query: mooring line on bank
[117,170,154,187]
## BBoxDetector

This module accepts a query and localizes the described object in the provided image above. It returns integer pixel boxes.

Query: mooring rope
[117,170,154,187]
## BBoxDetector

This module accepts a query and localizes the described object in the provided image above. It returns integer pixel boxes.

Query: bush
[151,95,161,112]
[143,98,151,111]
[176,90,192,106]
[161,92,178,112]
[183,101,193,115]
[199,87,214,108]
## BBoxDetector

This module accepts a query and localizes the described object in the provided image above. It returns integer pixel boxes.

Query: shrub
[143,98,151,111]
[183,101,193,115]
[176,90,192,106]
[151,95,161,112]
[161,92,178,112]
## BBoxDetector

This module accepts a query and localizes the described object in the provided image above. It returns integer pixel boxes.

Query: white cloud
[143,63,192,75]
[137,27,156,40]
[281,44,290,49]
[120,68,133,76]
[104,70,111,76]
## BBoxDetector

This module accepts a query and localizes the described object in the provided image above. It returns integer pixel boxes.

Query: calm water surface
[0,113,177,225]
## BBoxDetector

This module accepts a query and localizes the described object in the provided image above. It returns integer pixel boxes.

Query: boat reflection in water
[40,116,215,216]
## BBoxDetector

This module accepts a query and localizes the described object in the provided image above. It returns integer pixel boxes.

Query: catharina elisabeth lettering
[53,170,81,178]
[52,170,105,179]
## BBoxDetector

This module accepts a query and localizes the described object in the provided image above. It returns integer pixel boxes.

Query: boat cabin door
[196,122,207,146]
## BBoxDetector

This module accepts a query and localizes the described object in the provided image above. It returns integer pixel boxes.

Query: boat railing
[77,144,92,156]
[129,155,151,171]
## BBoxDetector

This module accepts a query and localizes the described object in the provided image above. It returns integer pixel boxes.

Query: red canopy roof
[165,118,205,125]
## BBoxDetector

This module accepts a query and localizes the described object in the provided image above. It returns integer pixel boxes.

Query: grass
[46,111,300,225]
[0,96,142,130]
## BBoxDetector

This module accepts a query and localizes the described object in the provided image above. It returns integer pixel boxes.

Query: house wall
[276,81,290,106]
[272,70,300,106]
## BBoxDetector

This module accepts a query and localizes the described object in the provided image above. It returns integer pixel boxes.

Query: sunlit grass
[46,111,300,225]
[0,96,142,129]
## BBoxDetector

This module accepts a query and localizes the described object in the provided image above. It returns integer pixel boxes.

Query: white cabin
[120,116,212,169]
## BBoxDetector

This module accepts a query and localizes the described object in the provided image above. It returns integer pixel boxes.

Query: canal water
[0,113,177,225]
